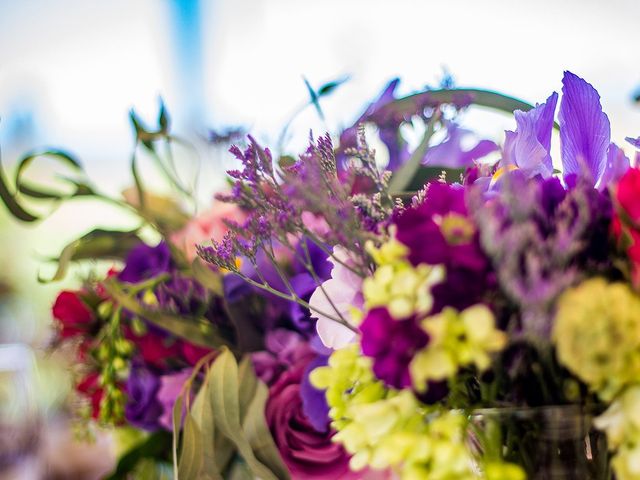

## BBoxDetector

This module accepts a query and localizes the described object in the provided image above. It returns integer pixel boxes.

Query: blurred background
[0,0,638,477]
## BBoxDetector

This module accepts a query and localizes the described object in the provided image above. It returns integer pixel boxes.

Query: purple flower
[337,79,410,171]
[494,72,627,191]
[124,361,163,431]
[394,182,494,311]
[360,308,429,389]
[469,174,613,336]
[119,242,172,283]
[156,369,192,431]
[559,71,612,188]
[626,136,640,149]
[423,122,498,169]
[300,355,331,432]
[502,92,558,178]
[251,329,314,385]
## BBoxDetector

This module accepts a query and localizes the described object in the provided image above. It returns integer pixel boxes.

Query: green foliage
[174,349,290,480]
[39,228,143,283]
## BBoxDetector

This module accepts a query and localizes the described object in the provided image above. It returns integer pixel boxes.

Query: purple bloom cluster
[394,181,495,312]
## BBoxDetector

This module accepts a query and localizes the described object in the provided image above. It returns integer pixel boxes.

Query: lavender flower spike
[502,92,558,178]
[559,71,611,189]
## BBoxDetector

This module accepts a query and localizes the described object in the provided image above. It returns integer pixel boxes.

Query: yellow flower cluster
[410,305,507,393]
[554,278,640,480]
[310,345,523,480]
[363,239,444,319]
[553,278,640,401]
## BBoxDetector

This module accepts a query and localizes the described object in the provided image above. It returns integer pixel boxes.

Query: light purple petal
[626,136,640,149]
[559,71,611,186]
[598,142,630,188]
[423,123,498,168]
[502,92,558,177]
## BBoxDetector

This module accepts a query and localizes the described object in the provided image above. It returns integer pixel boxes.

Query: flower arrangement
[2,71,640,479]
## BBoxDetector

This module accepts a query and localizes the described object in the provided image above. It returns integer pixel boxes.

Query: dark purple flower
[394,182,494,311]
[559,71,611,188]
[469,174,613,336]
[360,308,429,389]
[125,361,163,431]
[119,242,172,283]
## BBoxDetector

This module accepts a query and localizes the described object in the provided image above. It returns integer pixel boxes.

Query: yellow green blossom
[595,385,640,480]
[311,344,524,480]
[363,239,444,319]
[553,278,640,401]
[410,305,506,392]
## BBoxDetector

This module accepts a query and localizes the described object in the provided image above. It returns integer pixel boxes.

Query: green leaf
[237,356,258,421]
[209,349,281,480]
[39,229,142,283]
[0,158,38,221]
[14,149,84,200]
[317,76,349,97]
[158,99,171,133]
[104,279,226,349]
[105,431,173,480]
[242,375,290,480]
[173,394,184,478]
[303,76,324,121]
[178,414,205,479]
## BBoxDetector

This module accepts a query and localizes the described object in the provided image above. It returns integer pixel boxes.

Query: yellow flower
[410,305,506,392]
[553,278,640,400]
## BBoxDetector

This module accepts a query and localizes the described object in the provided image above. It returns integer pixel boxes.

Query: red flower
[125,328,181,370]
[52,291,95,338]
[179,341,213,366]
[616,167,640,224]
[76,372,103,419]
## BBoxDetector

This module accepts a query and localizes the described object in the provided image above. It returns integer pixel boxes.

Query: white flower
[309,246,363,349]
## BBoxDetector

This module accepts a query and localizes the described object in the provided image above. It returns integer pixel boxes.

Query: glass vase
[468,405,611,480]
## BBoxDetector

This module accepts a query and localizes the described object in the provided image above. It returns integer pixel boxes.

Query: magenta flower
[360,307,429,389]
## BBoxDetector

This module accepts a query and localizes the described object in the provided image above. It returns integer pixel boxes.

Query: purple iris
[119,242,172,283]
[498,71,629,189]
[423,122,498,169]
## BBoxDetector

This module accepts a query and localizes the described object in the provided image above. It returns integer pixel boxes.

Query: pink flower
[308,247,362,349]
[266,357,356,479]
[171,201,246,261]
[156,369,192,431]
